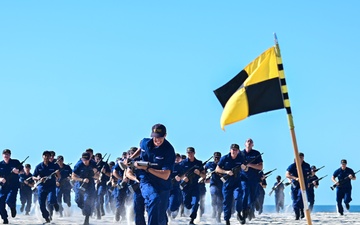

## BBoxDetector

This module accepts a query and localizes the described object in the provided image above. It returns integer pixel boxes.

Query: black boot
[84,215,90,225]
[115,208,120,222]
[101,205,105,216]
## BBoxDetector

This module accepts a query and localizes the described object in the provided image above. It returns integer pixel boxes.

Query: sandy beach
[4,205,360,225]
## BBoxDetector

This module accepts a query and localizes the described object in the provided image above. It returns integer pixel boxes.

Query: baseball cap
[311,165,316,170]
[95,153,102,158]
[57,155,64,161]
[214,152,221,158]
[299,152,304,157]
[341,159,347,164]
[42,150,51,156]
[82,152,91,160]
[151,124,166,138]
[2,149,11,155]
[230,144,239,150]
[186,147,195,153]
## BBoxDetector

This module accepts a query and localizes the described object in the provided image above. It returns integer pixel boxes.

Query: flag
[214,47,288,129]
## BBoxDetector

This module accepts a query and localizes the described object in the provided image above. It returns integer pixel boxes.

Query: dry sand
[4,204,360,225]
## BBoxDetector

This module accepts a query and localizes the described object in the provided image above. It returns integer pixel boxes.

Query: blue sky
[1,1,360,206]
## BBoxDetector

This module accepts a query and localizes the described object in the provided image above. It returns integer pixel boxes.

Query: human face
[341,162,347,169]
[245,139,254,150]
[187,151,195,161]
[153,135,166,147]
[214,156,220,164]
[42,154,50,164]
[230,148,239,159]
[82,158,90,166]
[2,153,10,162]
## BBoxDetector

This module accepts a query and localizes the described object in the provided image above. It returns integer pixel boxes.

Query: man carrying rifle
[177,147,205,225]
[32,150,60,224]
[55,155,73,217]
[19,164,34,215]
[215,144,246,225]
[0,149,24,224]
[240,138,263,222]
[307,165,319,212]
[132,123,175,225]
[112,153,129,222]
[94,153,111,220]
[272,175,285,213]
[331,159,356,216]
[285,152,311,220]
[72,152,98,225]
[167,153,184,219]
[204,151,223,223]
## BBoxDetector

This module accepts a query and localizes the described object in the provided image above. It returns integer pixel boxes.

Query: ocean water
[262,204,360,213]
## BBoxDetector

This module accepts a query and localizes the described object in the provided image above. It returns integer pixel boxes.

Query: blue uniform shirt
[205,161,222,187]
[95,161,111,185]
[179,158,204,189]
[286,161,311,188]
[139,138,175,191]
[217,152,245,187]
[33,162,60,188]
[73,162,96,186]
[0,159,23,189]
[333,167,355,189]
[240,149,263,182]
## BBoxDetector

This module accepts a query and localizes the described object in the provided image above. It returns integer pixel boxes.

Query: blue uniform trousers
[37,186,57,219]
[182,186,200,220]
[95,185,107,213]
[241,180,259,212]
[115,186,127,218]
[141,182,170,225]
[134,189,146,225]
[0,187,18,220]
[168,186,181,212]
[56,186,71,213]
[336,187,352,214]
[210,185,223,216]
[74,182,95,216]
[222,184,242,221]
[20,187,32,213]
[290,186,303,217]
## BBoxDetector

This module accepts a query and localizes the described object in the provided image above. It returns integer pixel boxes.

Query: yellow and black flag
[214,47,290,129]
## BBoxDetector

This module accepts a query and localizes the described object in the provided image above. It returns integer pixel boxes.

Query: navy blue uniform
[56,164,72,215]
[179,158,204,220]
[19,172,34,214]
[0,159,23,221]
[333,167,355,214]
[73,162,96,217]
[33,162,60,220]
[286,161,311,219]
[217,153,244,221]
[240,149,263,218]
[307,174,318,211]
[94,160,111,218]
[205,161,223,219]
[168,162,183,216]
[273,181,285,212]
[139,138,175,225]
[112,162,127,221]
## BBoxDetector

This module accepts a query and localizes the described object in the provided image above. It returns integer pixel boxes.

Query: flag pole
[273,33,312,225]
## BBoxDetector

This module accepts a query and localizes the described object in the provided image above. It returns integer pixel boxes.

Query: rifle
[179,156,213,190]
[307,166,325,178]
[221,152,264,183]
[10,156,29,174]
[198,170,216,183]
[118,160,158,171]
[98,154,111,182]
[32,163,72,190]
[269,178,286,196]
[308,175,327,188]
[331,170,359,190]
[263,168,277,177]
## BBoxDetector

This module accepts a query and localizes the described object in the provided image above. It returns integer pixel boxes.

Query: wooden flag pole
[274,33,312,225]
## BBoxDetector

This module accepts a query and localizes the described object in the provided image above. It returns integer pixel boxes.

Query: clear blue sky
[1,1,359,206]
